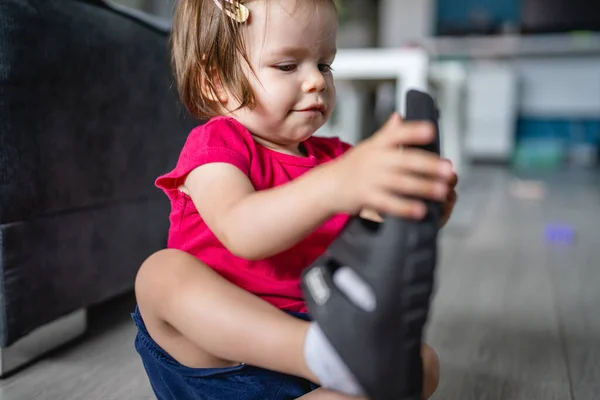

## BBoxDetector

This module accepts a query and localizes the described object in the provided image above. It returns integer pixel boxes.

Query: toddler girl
[132,0,457,398]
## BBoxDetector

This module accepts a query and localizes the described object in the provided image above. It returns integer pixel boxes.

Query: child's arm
[184,115,455,261]
[183,160,337,260]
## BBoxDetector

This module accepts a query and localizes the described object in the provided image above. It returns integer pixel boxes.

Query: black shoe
[302,90,443,400]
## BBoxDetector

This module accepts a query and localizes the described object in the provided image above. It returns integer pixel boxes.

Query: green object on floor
[512,138,565,171]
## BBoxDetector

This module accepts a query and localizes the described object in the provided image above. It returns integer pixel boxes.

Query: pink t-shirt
[155,116,351,312]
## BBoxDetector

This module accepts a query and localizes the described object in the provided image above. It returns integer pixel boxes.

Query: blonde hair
[171,0,337,120]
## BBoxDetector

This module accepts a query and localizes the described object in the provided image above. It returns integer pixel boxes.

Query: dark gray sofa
[0,0,195,375]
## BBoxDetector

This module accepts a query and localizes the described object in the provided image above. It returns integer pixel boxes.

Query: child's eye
[318,64,332,73]
[275,64,297,72]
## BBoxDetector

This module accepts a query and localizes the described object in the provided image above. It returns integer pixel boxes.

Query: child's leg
[134,248,440,397]
[135,248,315,380]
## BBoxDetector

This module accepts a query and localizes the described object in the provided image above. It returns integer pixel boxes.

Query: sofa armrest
[0,0,196,348]
[0,0,193,225]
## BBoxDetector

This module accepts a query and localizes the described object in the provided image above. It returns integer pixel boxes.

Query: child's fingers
[445,189,457,207]
[374,113,435,148]
[379,171,448,202]
[441,158,459,187]
[368,192,426,219]
[440,189,458,227]
[449,171,458,187]
[387,149,453,180]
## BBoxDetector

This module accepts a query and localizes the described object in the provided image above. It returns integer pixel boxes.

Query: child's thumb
[373,112,404,144]
[378,112,402,136]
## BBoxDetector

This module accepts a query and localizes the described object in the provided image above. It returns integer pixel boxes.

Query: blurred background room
[0,0,599,398]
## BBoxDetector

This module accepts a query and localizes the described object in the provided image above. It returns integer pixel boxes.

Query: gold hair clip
[213,0,249,23]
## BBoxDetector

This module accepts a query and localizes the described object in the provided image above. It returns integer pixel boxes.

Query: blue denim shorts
[131,307,319,399]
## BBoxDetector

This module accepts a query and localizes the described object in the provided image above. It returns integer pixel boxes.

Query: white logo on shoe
[305,267,331,305]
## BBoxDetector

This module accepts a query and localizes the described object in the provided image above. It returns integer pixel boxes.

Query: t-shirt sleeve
[155,117,252,194]
[339,139,353,154]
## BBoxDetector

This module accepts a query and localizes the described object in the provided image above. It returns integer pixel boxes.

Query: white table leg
[397,53,430,116]
[430,62,468,183]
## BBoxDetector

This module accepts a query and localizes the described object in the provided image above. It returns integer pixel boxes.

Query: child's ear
[200,70,229,104]
[199,55,229,104]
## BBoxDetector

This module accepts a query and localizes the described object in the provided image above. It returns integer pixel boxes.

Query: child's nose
[302,68,326,93]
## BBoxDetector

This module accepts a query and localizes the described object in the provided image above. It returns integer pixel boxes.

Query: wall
[378,0,436,47]
[372,0,600,163]
[432,0,600,118]
[510,57,600,118]
[511,56,600,162]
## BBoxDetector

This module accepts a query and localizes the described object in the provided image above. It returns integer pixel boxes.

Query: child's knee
[135,249,200,304]
[421,343,440,398]
[137,249,178,290]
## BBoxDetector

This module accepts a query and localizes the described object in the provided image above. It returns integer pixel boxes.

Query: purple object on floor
[544,224,575,243]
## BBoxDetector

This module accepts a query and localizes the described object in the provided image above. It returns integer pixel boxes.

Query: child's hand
[440,166,458,227]
[360,160,458,226]
[324,113,454,220]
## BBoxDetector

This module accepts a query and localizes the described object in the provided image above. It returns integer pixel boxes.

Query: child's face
[229,0,337,153]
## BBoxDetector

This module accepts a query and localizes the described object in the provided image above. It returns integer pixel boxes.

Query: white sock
[303,266,377,396]
[303,321,364,396]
